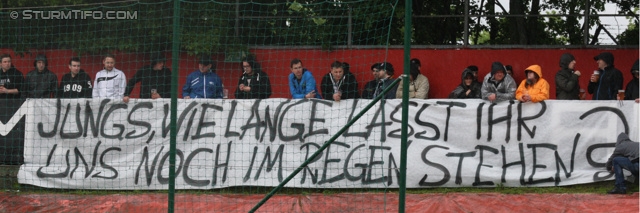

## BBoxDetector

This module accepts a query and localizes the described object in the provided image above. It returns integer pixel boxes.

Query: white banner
[18,98,639,189]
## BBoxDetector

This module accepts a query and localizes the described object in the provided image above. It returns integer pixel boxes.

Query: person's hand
[243,86,251,92]
[617,96,621,100]
[123,96,130,103]
[573,70,581,77]
[333,93,342,102]
[590,75,597,82]
[635,98,639,103]
[184,96,191,99]
[0,86,6,94]
[465,89,471,96]
[239,84,245,91]
[151,93,161,99]
[488,93,496,102]
[305,90,316,99]
[521,94,531,102]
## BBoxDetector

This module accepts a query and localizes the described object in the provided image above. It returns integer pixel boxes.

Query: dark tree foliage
[0,0,636,55]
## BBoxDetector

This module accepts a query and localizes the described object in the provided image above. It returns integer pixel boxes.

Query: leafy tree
[0,0,636,55]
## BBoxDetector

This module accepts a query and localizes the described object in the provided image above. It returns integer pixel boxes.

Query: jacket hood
[241,70,265,82]
[459,68,477,89]
[524,64,542,78]
[617,132,631,145]
[593,52,614,67]
[559,53,575,69]
[33,54,48,68]
[490,62,505,76]
[461,68,475,82]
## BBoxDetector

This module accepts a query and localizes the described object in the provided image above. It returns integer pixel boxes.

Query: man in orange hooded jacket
[516,65,550,103]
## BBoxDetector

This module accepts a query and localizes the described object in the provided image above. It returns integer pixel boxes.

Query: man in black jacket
[623,59,638,101]
[320,61,359,101]
[371,62,398,99]
[123,53,171,103]
[0,53,24,99]
[588,52,623,100]
[235,55,272,99]
[362,63,381,99]
[59,57,92,98]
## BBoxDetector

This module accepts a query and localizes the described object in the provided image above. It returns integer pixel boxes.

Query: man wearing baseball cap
[182,55,223,99]
[372,62,398,99]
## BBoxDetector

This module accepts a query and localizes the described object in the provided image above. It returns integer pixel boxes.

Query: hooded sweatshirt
[235,68,273,99]
[481,62,517,102]
[605,132,639,171]
[516,65,550,102]
[448,68,481,99]
[624,59,639,100]
[555,53,581,100]
[23,54,58,98]
[59,69,93,98]
[588,52,624,100]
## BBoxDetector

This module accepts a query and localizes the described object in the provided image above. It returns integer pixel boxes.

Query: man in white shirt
[93,54,126,99]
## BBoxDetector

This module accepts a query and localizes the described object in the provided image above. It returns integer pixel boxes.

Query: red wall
[3,48,638,99]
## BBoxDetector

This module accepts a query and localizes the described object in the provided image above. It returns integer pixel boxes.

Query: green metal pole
[168,0,180,212]
[399,0,412,212]
[248,78,402,213]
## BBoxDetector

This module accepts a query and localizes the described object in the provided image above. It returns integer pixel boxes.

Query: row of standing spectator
[0,52,637,102]
[286,52,638,103]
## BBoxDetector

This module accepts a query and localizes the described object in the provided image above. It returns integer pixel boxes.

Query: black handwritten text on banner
[17,99,638,189]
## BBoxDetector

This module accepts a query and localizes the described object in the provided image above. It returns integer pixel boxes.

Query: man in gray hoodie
[23,54,58,98]
[605,132,639,194]
[481,61,517,103]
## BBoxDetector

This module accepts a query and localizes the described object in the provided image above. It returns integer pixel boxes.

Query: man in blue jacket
[289,58,321,99]
[182,55,223,99]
